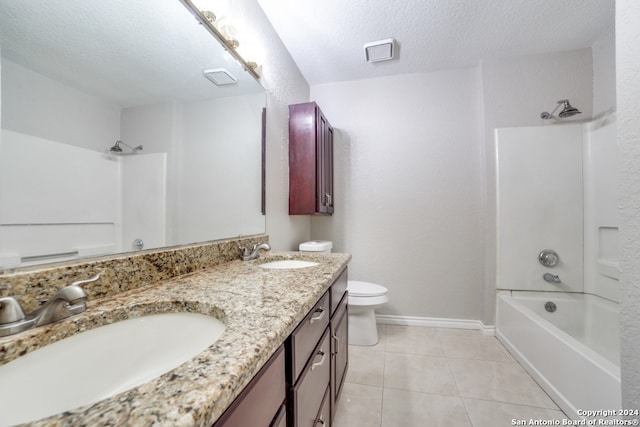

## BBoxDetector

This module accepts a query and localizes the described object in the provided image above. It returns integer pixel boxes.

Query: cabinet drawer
[293,329,331,427]
[290,292,330,381]
[315,385,331,427]
[214,346,285,427]
[330,269,347,317]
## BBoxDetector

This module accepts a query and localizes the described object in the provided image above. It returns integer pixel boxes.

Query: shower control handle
[538,249,559,267]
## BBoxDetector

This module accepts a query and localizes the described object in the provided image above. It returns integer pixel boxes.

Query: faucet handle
[0,296,26,325]
[70,273,101,287]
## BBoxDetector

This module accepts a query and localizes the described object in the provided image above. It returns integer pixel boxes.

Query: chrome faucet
[240,243,271,261]
[0,273,100,337]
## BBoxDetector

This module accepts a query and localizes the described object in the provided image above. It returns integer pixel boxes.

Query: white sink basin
[0,312,225,426]
[260,260,320,269]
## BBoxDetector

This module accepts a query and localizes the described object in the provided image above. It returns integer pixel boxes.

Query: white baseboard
[375,314,496,336]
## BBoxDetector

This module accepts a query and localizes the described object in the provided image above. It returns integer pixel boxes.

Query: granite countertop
[0,251,351,427]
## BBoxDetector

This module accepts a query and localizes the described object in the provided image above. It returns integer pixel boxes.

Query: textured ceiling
[0,0,263,108]
[257,0,615,85]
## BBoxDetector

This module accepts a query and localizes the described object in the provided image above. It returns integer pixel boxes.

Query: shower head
[540,99,582,120]
[108,140,143,154]
[558,101,581,118]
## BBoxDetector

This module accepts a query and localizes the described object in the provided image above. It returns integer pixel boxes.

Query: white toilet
[347,281,389,346]
[299,241,389,346]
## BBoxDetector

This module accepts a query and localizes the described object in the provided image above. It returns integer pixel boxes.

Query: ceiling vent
[363,38,396,63]
[203,68,238,86]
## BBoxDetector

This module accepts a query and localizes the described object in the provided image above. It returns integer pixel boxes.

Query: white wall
[178,93,265,244]
[311,69,485,320]
[592,28,617,117]
[1,59,120,152]
[480,49,594,323]
[495,125,584,294]
[617,0,640,411]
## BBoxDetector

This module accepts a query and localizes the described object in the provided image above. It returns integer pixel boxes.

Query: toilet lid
[348,281,388,297]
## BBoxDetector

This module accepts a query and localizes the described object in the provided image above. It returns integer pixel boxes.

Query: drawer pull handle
[332,333,339,355]
[311,350,326,370]
[309,308,325,324]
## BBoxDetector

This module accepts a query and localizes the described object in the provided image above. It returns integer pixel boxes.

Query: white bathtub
[496,291,621,417]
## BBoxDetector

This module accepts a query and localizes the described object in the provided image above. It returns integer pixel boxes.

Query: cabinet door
[316,109,334,215]
[331,296,348,421]
[213,346,285,427]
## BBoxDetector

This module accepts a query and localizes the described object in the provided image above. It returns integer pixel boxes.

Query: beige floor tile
[346,345,385,387]
[333,383,383,427]
[448,358,558,409]
[385,325,444,356]
[439,335,512,362]
[383,352,459,395]
[381,388,472,427]
[464,398,567,427]
[436,327,482,336]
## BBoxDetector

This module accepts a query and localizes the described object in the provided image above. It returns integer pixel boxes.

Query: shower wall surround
[496,124,584,294]
[0,234,268,313]
[496,117,619,302]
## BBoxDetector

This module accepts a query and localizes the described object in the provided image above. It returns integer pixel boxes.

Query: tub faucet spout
[543,273,561,284]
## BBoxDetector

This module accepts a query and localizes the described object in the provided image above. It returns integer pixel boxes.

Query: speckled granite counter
[0,251,351,426]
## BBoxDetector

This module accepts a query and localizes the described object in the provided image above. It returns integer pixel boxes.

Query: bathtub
[496,291,621,417]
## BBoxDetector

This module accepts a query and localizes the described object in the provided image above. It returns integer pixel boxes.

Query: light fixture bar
[178,0,260,79]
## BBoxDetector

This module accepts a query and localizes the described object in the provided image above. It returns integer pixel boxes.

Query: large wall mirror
[0,0,266,268]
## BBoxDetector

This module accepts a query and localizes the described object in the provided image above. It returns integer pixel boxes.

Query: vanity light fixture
[203,68,238,86]
[364,38,396,63]
[179,0,261,79]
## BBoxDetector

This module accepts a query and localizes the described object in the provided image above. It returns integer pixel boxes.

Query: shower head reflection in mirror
[108,140,143,154]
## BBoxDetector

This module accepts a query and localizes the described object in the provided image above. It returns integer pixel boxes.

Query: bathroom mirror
[0,0,266,268]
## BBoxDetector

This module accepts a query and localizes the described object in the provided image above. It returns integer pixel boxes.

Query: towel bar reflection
[21,251,79,263]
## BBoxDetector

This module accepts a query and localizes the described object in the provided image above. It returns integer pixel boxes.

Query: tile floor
[333,324,567,427]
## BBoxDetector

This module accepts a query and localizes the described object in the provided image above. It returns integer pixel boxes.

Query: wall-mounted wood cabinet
[289,102,334,215]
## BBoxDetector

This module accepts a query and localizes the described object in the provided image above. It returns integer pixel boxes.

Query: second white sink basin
[260,260,320,269]
[0,312,225,426]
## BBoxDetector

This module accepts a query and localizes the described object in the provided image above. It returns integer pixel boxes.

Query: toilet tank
[299,240,333,253]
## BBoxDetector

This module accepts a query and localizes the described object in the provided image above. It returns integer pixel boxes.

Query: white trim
[375,314,496,336]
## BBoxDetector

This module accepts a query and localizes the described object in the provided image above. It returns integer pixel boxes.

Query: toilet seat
[348,281,388,297]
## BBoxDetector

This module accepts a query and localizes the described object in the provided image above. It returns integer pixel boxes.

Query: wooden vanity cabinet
[212,345,285,427]
[287,268,349,427]
[216,268,349,427]
[289,102,334,215]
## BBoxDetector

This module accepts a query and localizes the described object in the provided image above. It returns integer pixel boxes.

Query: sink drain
[544,301,557,313]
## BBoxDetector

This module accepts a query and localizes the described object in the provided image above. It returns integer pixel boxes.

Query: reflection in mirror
[0,0,266,269]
